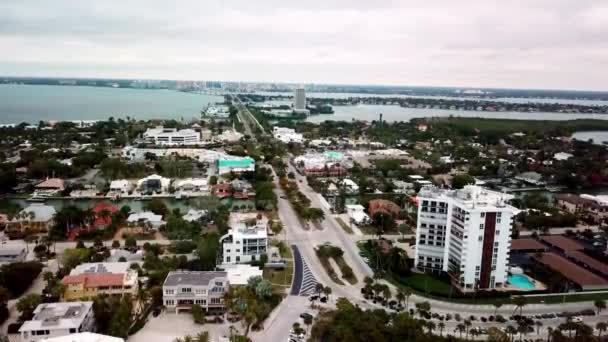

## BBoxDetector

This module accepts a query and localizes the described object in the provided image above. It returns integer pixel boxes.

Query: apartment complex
[272,127,304,144]
[220,213,268,265]
[556,193,608,223]
[19,302,95,342]
[415,185,519,290]
[61,263,138,300]
[162,271,228,313]
[143,126,201,145]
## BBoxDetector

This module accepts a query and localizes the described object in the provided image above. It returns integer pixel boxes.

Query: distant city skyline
[1,1,607,91]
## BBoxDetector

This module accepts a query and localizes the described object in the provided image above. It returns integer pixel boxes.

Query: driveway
[128,311,239,342]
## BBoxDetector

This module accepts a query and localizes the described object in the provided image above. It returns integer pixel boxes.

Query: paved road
[231,95,265,137]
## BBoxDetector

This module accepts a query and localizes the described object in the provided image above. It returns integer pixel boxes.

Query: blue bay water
[0,84,223,124]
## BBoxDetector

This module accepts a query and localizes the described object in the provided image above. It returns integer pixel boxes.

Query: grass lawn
[335,255,357,285]
[264,240,294,288]
[393,273,453,296]
[335,217,354,234]
[315,250,345,285]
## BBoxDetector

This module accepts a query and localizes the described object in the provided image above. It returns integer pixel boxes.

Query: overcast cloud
[1,0,607,90]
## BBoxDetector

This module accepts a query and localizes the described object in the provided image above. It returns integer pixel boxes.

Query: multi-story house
[143,126,201,146]
[220,213,268,265]
[415,185,519,291]
[61,263,138,300]
[19,302,95,342]
[162,271,228,313]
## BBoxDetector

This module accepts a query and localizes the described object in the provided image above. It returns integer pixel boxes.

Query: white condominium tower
[294,87,306,110]
[415,185,519,290]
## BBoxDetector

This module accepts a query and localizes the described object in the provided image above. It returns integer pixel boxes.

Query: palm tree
[493,301,503,316]
[194,332,209,342]
[513,296,527,316]
[455,323,466,339]
[505,325,517,342]
[470,328,479,340]
[596,322,608,339]
[363,276,374,287]
[535,320,543,335]
[464,319,472,340]
[517,321,529,342]
[425,321,436,335]
[323,286,332,301]
[594,299,606,314]
[438,322,445,336]
[381,285,392,303]
[182,335,193,342]
[396,289,405,308]
[546,326,553,342]
[403,287,412,310]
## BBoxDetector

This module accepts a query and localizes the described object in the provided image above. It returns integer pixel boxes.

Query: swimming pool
[508,274,535,289]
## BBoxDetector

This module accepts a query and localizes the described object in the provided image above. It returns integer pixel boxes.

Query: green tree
[16,294,42,320]
[452,174,475,189]
[108,295,133,338]
[594,299,606,314]
[192,304,206,324]
[145,198,168,216]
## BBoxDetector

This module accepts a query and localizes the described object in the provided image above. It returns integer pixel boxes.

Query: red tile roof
[62,273,125,288]
[534,252,608,290]
[540,235,585,252]
[91,202,118,227]
[510,238,547,251]
[36,178,64,189]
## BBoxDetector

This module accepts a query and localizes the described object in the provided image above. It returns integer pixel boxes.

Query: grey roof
[163,271,227,287]
[0,244,26,256]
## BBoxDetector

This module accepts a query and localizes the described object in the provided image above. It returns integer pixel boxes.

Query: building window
[165,289,174,295]
[166,300,175,306]
[478,236,483,241]
[481,212,485,217]
[479,224,484,229]
[69,329,76,334]
[495,230,500,235]
[181,288,192,293]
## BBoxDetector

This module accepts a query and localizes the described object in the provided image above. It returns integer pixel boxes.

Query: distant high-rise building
[294,88,307,110]
[414,185,519,291]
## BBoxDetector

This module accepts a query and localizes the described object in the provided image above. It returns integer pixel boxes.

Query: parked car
[300,312,313,320]
[572,316,583,323]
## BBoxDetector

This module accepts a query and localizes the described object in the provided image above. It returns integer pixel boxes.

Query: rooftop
[540,235,585,252]
[418,185,517,212]
[534,252,608,290]
[510,238,547,251]
[20,302,93,332]
[163,271,227,287]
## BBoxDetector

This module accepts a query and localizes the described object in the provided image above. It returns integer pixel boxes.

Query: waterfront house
[163,271,228,313]
[108,180,132,195]
[220,213,268,265]
[61,263,138,301]
[127,211,165,230]
[7,203,57,233]
[137,174,171,194]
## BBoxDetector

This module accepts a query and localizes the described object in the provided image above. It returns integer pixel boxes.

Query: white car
[571,316,583,323]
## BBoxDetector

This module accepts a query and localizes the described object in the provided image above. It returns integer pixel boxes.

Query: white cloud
[0,0,606,90]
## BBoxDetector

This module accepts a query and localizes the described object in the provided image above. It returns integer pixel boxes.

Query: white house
[19,302,95,342]
[182,209,207,222]
[143,126,201,146]
[345,204,370,225]
[415,185,519,291]
[272,127,304,143]
[220,213,268,265]
[339,178,359,194]
[127,212,166,229]
[163,271,228,313]
[174,178,209,193]
[109,180,132,194]
[554,152,573,161]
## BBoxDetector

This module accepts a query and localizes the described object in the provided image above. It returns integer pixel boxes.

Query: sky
[1,0,607,91]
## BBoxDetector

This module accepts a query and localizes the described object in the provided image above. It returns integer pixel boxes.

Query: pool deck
[505,273,547,292]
